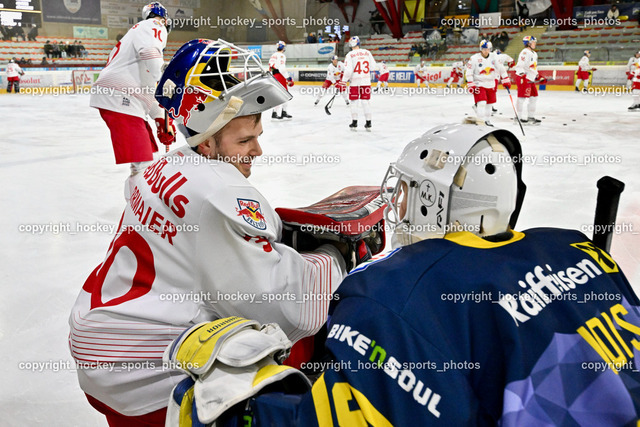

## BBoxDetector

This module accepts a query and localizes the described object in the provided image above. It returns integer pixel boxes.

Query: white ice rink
[1,87,639,425]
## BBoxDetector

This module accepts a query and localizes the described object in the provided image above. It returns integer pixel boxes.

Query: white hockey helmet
[584,50,591,56]
[349,36,360,47]
[479,39,492,50]
[381,123,526,247]
[331,55,338,62]
[276,40,286,51]
[156,39,292,147]
[523,35,536,47]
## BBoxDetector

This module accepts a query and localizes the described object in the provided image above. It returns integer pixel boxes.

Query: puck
[572,119,576,121]
[542,116,546,119]
[563,123,567,126]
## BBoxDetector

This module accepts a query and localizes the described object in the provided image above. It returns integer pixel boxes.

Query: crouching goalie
[165,123,640,426]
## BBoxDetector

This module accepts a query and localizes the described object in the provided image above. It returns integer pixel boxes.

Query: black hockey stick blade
[325,94,337,115]
[592,176,625,252]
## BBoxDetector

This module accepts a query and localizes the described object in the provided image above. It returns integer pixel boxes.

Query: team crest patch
[236,199,267,230]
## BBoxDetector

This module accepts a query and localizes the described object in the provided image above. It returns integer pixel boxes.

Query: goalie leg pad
[165,317,311,426]
[164,316,260,376]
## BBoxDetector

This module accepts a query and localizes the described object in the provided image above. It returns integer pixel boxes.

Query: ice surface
[1,87,638,425]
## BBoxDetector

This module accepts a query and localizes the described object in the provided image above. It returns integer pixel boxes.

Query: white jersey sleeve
[578,56,591,72]
[515,48,538,82]
[342,48,376,86]
[90,19,167,119]
[69,147,345,415]
[627,57,638,73]
[269,52,289,80]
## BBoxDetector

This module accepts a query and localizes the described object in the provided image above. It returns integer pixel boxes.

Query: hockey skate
[364,120,372,131]
[314,99,319,106]
[272,111,281,120]
[349,120,358,131]
[280,111,292,120]
[628,104,640,111]
[526,117,541,125]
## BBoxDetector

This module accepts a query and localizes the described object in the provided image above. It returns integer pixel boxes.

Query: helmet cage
[156,39,291,141]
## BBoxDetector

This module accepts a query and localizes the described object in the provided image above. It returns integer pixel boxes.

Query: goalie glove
[164,317,311,426]
[276,186,388,271]
[155,116,176,146]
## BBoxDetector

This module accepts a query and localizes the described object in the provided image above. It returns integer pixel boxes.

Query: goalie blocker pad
[275,186,388,259]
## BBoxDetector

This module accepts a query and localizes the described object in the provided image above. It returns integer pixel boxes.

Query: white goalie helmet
[156,39,292,146]
[381,123,526,247]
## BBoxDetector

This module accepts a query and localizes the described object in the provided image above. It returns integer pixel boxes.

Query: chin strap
[186,96,244,147]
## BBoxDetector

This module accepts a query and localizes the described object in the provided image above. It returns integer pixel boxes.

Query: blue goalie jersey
[246,228,640,426]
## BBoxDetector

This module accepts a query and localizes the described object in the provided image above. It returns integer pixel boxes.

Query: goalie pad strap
[165,316,260,376]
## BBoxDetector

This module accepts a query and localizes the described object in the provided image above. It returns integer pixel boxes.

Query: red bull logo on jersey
[236,199,267,230]
[479,66,494,76]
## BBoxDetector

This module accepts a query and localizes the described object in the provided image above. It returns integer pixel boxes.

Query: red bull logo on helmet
[169,85,212,127]
[236,199,267,230]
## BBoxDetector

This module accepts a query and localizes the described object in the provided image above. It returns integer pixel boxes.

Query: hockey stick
[592,176,625,252]
[164,110,171,153]
[324,93,337,115]
[506,88,525,137]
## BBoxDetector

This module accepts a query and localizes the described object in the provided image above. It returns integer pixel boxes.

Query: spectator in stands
[517,1,529,32]
[43,40,52,58]
[68,41,77,58]
[307,32,317,43]
[28,24,38,41]
[52,41,60,58]
[0,25,9,41]
[409,44,418,58]
[496,31,510,51]
[40,57,48,66]
[60,41,69,58]
[370,10,384,34]
[77,41,87,57]
[607,5,620,23]
[14,25,26,41]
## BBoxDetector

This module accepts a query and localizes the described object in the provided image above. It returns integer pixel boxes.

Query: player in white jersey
[90,2,175,177]
[514,35,542,124]
[5,58,23,93]
[629,67,640,111]
[374,60,390,92]
[314,55,349,106]
[341,36,377,130]
[269,41,294,119]
[446,60,464,88]
[576,50,596,92]
[465,40,510,125]
[69,39,347,426]
[414,59,431,88]
[494,50,515,71]
[625,51,639,90]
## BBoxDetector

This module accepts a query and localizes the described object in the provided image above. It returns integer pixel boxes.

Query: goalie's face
[198,115,263,178]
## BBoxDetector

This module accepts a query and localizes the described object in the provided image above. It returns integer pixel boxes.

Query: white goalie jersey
[69,147,345,415]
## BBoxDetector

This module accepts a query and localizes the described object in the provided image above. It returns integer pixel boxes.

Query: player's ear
[197,137,215,157]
